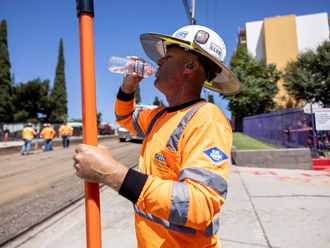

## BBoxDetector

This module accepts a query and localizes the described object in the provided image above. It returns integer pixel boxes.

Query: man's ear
[183,61,199,74]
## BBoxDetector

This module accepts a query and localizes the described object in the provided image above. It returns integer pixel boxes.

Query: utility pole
[182,0,196,24]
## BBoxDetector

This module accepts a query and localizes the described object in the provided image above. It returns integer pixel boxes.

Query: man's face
[154,46,190,94]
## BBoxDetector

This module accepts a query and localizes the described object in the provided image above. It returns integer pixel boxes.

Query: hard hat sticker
[174,31,188,39]
[203,147,228,163]
[210,42,222,57]
[194,30,209,44]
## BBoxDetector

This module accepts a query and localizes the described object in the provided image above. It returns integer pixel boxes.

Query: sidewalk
[0,140,25,148]
[3,166,330,248]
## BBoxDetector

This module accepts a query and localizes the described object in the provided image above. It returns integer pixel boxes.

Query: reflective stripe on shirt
[166,102,207,151]
[178,167,228,198]
[133,205,196,235]
[144,108,168,137]
[169,181,190,225]
[134,202,220,236]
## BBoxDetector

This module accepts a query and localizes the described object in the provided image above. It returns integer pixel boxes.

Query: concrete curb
[231,147,312,170]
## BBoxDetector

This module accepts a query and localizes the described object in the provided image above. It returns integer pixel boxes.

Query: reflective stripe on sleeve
[115,112,133,121]
[169,181,189,225]
[204,214,220,236]
[178,167,228,198]
[132,108,145,138]
[133,205,196,235]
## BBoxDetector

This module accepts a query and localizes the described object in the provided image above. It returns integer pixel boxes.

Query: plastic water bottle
[108,56,156,78]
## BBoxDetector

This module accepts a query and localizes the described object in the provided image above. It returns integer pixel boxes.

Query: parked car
[117,104,157,142]
[98,122,114,135]
[118,127,143,142]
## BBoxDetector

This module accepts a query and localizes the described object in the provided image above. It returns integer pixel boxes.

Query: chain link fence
[242,108,330,157]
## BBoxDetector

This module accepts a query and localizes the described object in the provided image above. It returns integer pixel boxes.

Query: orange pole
[76,1,102,247]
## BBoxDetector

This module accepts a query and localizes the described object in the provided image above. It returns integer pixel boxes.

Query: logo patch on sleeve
[203,147,228,163]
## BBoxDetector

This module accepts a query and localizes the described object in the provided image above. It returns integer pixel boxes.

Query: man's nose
[157,57,165,65]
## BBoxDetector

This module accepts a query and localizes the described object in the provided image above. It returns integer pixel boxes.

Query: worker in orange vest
[59,121,74,148]
[21,123,37,155]
[40,123,56,152]
[73,25,241,247]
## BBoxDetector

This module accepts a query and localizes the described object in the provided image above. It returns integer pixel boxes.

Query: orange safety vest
[59,124,73,136]
[40,127,56,140]
[22,127,36,140]
[115,96,232,248]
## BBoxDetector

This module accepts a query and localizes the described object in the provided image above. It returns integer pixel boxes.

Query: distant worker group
[20,121,74,155]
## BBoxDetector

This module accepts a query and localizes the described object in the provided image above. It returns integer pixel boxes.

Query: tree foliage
[0,19,13,122]
[153,96,164,106]
[153,96,161,106]
[135,84,141,104]
[223,45,280,119]
[97,112,102,125]
[283,40,330,106]
[48,38,68,122]
[12,78,50,122]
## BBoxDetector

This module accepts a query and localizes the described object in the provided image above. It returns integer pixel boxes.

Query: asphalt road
[0,138,141,246]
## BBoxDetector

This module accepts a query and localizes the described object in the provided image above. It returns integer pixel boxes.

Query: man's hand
[121,73,143,94]
[73,144,129,192]
[120,56,144,94]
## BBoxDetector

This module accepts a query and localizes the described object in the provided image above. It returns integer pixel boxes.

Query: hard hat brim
[140,33,241,95]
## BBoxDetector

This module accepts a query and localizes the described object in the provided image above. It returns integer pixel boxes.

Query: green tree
[48,38,68,122]
[135,84,141,104]
[283,40,330,106]
[12,78,50,122]
[153,96,161,106]
[97,112,102,125]
[223,45,280,122]
[0,19,13,122]
[152,96,165,106]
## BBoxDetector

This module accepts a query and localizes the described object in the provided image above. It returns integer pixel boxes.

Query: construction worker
[40,123,56,152]
[73,25,240,247]
[21,123,37,155]
[59,121,74,148]
[3,129,9,146]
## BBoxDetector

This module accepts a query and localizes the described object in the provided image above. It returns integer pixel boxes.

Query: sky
[0,0,329,125]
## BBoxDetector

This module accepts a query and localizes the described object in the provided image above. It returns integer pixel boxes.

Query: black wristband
[117,87,135,102]
[119,168,148,204]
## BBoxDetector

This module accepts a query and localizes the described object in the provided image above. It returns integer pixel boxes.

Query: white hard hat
[140,25,241,95]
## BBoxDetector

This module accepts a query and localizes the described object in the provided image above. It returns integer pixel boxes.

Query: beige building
[238,12,329,107]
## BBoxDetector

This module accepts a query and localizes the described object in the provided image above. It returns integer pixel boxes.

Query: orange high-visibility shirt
[22,127,36,140]
[40,127,56,139]
[115,89,232,248]
[59,124,73,136]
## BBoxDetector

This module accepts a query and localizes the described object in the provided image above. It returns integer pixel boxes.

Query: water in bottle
[108,56,156,78]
